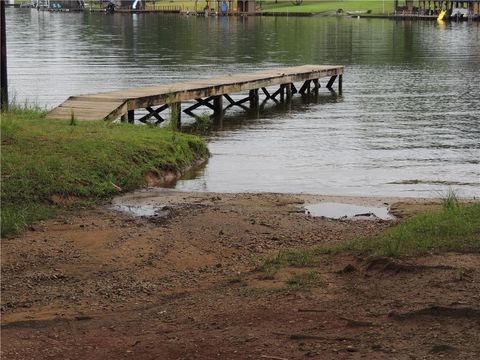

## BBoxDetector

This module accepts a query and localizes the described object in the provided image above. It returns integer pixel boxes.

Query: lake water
[5,9,480,197]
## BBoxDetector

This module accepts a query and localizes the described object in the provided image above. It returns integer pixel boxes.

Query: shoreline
[111,188,461,225]
[12,6,480,21]
[2,190,479,359]
[0,110,209,237]
[112,187,445,210]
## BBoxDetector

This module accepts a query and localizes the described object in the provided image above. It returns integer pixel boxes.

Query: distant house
[237,0,256,14]
[394,0,414,13]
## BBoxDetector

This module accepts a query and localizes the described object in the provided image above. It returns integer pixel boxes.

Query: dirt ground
[2,191,479,359]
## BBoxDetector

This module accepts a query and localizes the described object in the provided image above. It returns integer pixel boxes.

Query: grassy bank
[15,0,393,15]
[344,202,480,257]
[261,1,393,15]
[1,109,209,236]
[101,0,393,15]
[256,202,480,276]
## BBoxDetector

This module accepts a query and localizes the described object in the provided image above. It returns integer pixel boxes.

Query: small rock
[346,345,358,352]
[338,264,356,274]
[431,344,456,353]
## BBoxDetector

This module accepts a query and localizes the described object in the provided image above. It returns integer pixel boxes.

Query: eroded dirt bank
[2,192,479,359]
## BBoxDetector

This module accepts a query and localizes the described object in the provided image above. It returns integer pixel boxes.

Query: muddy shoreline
[2,191,479,359]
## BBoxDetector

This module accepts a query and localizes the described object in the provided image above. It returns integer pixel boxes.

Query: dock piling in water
[46,65,344,126]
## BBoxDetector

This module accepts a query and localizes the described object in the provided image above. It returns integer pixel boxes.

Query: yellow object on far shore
[437,10,447,21]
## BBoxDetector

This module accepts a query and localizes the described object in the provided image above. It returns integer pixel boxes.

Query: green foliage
[5,95,45,114]
[365,203,480,257]
[256,248,315,269]
[261,1,393,15]
[441,188,460,210]
[190,112,212,135]
[70,111,77,126]
[1,203,60,236]
[255,248,315,277]
[334,203,480,257]
[320,202,480,257]
[286,271,321,291]
[254,202,480,282]
[0,110,208,236]
[313,246,333,255]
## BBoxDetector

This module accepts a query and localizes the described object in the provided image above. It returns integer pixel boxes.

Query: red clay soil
[1,192,479,359]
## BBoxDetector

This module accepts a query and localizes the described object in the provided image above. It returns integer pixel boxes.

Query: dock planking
[46,65,344,124]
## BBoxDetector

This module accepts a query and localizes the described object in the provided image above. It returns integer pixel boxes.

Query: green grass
[441,188,460,211]
[1,109,208,236]
[286,270,322,290]
[254,248,315,278]
[255,248,315,270]
[260,1,394,15]
[343,203,480,257]
[254,202,480,278]
[174,1,395,15]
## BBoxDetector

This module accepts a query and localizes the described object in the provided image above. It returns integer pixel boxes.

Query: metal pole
[1,0,8,111]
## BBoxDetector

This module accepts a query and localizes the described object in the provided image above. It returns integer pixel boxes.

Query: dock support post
[285,83,292,101]
[338,74,343,95]
[213,95,223,117]
[312,79,320,95]
[171,102,181,130]
[249,89,259,110]
[280,85,285,102]
[1,0,8,111]
[128,110,135,123]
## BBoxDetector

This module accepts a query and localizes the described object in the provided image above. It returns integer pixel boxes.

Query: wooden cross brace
[183,96,227,120]
[261,83,297,104]
[138,104,169,124]
[223,94,250,107]
[183,96,217,114]
[326,75,337,90]
[299,80,311,94]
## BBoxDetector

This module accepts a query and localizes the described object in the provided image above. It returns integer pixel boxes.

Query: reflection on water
[304,203,394,220]
[6,10,480,197]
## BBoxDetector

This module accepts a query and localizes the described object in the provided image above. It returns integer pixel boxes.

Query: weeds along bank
[0,109,209,236]
[260,0,393,15]
[252,200,480,293]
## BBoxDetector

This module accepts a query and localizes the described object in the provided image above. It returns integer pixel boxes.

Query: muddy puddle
[110,190,208,220]
[304,202,394,220]
[111,203,170,217]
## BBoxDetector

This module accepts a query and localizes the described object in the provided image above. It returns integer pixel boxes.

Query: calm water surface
[6,10,480,197]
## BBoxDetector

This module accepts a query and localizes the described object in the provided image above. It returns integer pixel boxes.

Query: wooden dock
[46,65,344,126]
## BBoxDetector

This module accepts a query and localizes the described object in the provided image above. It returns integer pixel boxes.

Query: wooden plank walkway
[46,65,344,123]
